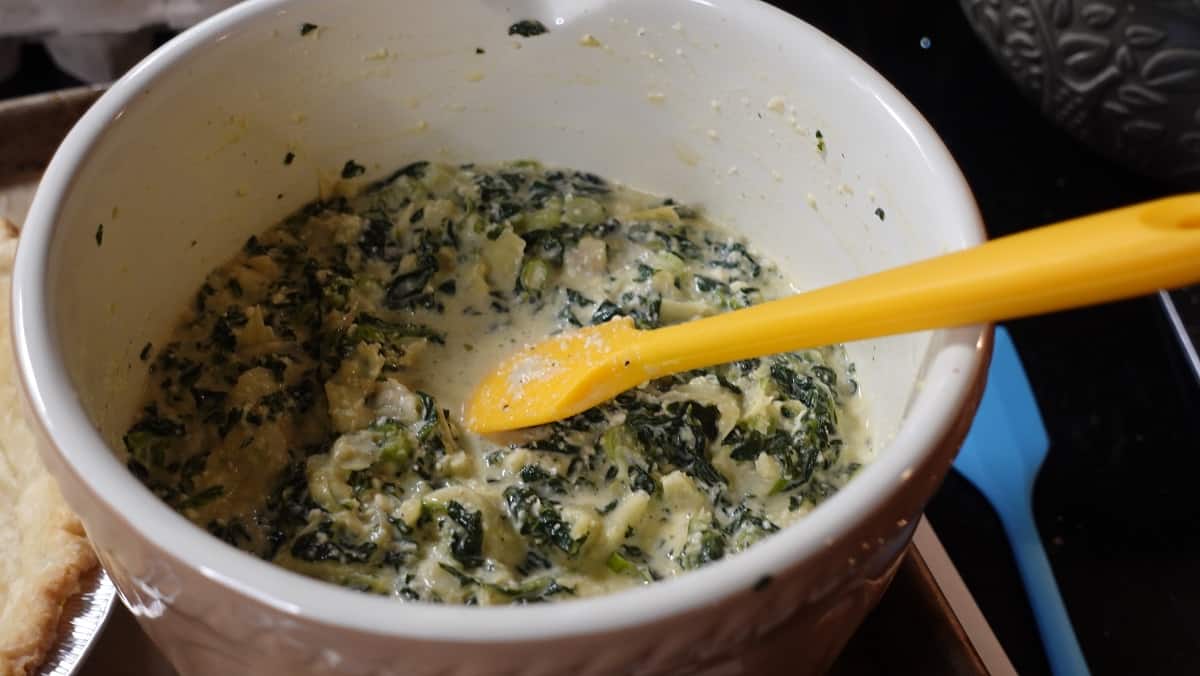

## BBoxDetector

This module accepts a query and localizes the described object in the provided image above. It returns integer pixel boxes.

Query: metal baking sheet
[1160,289,1200,386]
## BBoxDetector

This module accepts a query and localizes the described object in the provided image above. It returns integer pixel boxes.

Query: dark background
[783,4,1200,676]
[3,3,1199,675]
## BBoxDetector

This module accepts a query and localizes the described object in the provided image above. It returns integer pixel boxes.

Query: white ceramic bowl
[12,1,990,674]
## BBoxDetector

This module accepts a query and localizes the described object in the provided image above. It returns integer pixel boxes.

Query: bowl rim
[12,0,988,642]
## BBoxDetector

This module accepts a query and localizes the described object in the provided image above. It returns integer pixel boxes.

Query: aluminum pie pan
[36,568,117,676]
[1160,288,1200,386]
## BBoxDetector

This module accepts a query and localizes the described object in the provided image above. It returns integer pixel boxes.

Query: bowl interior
[21,0,984,636]
[51,0,975,449]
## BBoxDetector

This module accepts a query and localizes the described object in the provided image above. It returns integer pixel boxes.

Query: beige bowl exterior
[12,1,990,673]
[28,369,987,676]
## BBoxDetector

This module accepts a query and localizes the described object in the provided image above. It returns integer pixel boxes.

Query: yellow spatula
[466,195,1200,433]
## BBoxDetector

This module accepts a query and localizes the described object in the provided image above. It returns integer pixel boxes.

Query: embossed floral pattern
[961,0,1200,183]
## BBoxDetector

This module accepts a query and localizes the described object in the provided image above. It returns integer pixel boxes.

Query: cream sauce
[123,160,870,604]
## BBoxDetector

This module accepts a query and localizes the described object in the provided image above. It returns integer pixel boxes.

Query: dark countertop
[5,4,1199,675]
[784,3,1200,675]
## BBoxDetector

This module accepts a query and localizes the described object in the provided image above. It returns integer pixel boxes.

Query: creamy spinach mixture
[124,160,868,604]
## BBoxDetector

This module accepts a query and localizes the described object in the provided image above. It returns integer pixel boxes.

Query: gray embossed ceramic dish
[13,1,990,674]
[961,0,1200,185]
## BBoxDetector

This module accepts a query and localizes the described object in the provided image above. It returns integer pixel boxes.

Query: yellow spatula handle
[638,194,1200,374]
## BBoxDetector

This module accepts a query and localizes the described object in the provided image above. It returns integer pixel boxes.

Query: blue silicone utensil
[953,327,1091,676]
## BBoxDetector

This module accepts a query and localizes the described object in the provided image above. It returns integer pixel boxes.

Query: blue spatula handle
[998,506,1091,676]
[956,328,1091,676]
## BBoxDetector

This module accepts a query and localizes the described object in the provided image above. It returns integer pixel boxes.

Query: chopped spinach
[123,408,185,467]
[628,464,658,495]
[591,300,622,324]
[503,486,584,556]
[625,400,724,486]
[180,484,225,510]
[341,159,366,179]
[446,501,485,568]
[508,20,549,37]
[681,520,727,570]
[370,161,429,190]
[292,522,377,564]
[385,256,439,308]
